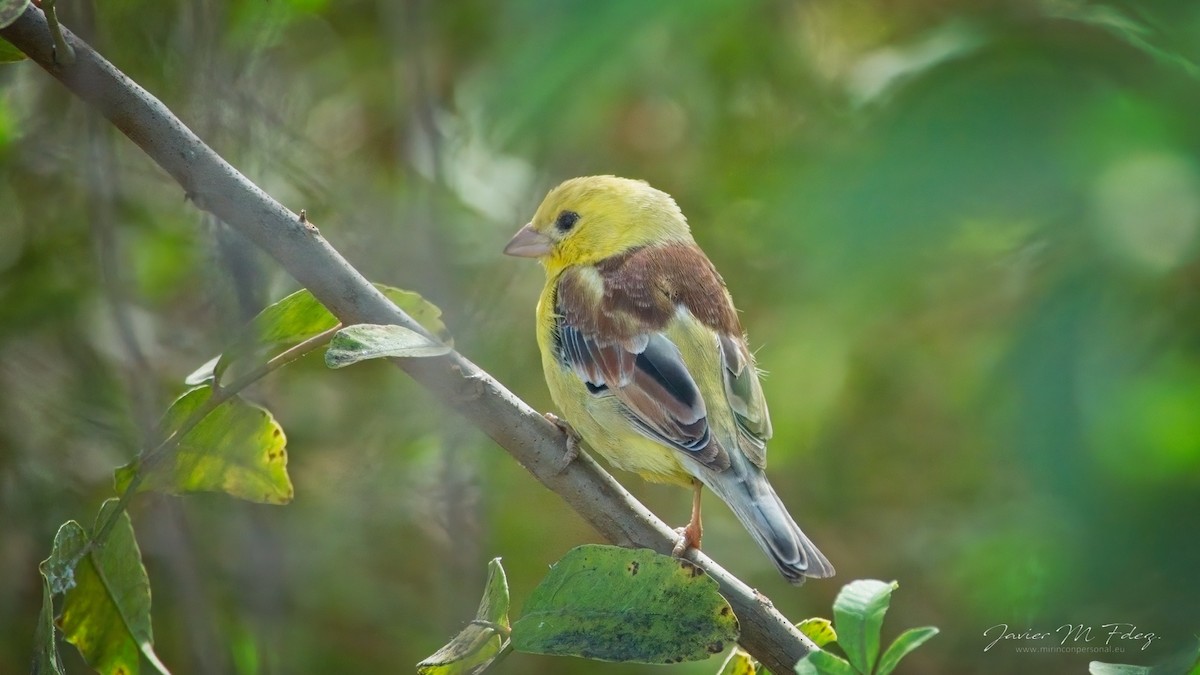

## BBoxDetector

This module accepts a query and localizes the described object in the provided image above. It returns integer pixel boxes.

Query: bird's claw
[671,528,690,558]
[543,412,581,473]
[671,523,702,558]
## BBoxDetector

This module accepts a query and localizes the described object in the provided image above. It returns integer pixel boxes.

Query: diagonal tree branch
[2,7,818,673]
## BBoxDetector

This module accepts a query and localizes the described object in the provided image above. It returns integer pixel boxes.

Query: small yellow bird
[504,176,834,583]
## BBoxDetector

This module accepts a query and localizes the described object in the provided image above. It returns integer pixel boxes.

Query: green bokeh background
[3,1,1199,673]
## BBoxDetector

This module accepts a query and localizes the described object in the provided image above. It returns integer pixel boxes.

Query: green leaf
[40,520,89,595]
[114,386,293,504]
[477,558,510,629]
[875,626,938,675]
[1089,640,1200,675]
[324,323,451,368]
[1089,665,1152,675]
[59,500,170,675]
[34,521,90,673]
[417,558,511,675]
[797,618,838,649]
[794,650,856,675]
[832,580,897,675]
[379,286,451,343]
[510,544,739,664]
[0,37,27,62]
[33,581,67,674]
[186,284,449,385]
[0,0,29,29]
[718,647,758,675]
[183,355,219,386]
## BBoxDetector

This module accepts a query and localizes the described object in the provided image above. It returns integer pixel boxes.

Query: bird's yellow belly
[537,335,693,488]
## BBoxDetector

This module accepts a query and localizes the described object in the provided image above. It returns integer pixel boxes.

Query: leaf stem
[87,323,343,552]
[223,321,345,395]
[42,0,73,65]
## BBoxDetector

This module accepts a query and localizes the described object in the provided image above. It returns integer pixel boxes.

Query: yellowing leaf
[325,323,451,368]
[718,647,757,675]
[59,500,170,675]
[510,545,739,664]
[797,617,838,648]
[418,558,510,675]
[115,386,292,504]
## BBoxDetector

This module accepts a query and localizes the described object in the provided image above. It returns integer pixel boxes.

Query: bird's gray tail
[703,464,835,584]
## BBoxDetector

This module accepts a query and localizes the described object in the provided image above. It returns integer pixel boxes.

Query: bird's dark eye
[555,210,580,233]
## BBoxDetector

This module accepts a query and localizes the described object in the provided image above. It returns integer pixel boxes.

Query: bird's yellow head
[504,175,693,277]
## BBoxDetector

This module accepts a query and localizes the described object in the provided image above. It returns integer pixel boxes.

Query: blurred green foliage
[2,1,1200,673]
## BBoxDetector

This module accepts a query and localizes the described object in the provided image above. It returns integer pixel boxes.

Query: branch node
[298,209,319,234]
[183,189,209,211]
[753,589,774,608]
[449,364,485,402]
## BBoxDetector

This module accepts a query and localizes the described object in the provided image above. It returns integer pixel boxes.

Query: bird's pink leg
[672,480,704,556]
[543,412,581,472]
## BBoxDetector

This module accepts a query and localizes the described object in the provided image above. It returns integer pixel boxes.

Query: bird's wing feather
[720,333,772,468]
[553,244,752,472]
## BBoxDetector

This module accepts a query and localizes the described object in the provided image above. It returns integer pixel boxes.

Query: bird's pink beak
[503,223,553,258]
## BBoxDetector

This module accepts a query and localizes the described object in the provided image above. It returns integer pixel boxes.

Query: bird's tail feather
[703,465,835,584]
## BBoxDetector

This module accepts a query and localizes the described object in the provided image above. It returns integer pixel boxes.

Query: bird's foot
[543,412,581,473]
[671,521,703,558]
[672,480,704,557]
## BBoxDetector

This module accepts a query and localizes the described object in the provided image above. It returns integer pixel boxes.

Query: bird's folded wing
[554,284,730,471]
[552,244,767,473]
